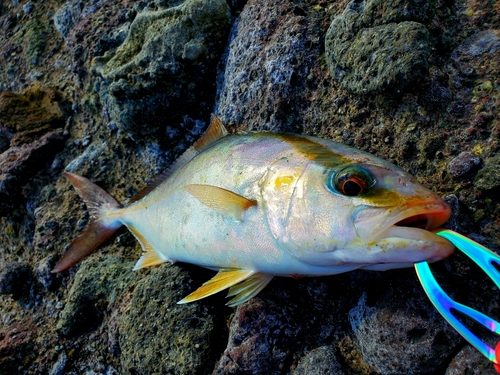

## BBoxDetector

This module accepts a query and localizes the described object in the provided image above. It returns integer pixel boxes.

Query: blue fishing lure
[415,229,500,372]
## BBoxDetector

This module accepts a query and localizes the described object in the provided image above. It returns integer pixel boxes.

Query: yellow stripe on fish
[53,115,454,306]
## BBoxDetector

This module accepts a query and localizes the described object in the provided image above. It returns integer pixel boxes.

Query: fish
[53,115,454,306]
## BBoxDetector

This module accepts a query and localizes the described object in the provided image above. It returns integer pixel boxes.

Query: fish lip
[354,199,452,245]
[352,199,454,266]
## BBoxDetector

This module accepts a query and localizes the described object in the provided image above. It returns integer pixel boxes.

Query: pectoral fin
[184,184,257,221]
[177,269,255,304]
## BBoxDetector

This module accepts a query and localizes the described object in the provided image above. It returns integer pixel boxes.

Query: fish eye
[327,166,375,197]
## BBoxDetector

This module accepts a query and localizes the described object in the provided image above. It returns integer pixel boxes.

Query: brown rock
[0,85,66,146]
[0,129,66,214]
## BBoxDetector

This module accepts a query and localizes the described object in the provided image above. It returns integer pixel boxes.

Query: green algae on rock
[119,265,223,375]
[56,256,138,337]
[91,0,231,135]
[325,0,434,94]
[474,155,500,191]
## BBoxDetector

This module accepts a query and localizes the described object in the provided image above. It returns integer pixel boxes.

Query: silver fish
[54,115,453,306]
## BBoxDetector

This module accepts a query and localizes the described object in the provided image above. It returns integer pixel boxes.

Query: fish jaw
[351,198,454,268]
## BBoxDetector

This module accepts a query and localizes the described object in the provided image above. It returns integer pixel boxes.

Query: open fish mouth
[354,200,454,265]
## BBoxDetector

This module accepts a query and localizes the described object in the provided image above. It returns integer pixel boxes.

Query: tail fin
[52,172,123,273]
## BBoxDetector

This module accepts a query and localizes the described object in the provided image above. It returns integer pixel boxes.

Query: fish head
[260,141,453,272]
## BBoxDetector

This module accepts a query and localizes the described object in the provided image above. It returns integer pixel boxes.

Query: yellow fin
[184,184,257,221]
[130,226,169,270]
[177,269,255,304]
[226,273,274,307]
[192,114,228,151]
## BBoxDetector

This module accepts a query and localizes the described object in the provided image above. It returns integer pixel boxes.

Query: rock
[0,0,499,373]
[0,318,37,372]
[216,0,321,131]
[447,151,481,178]
[11,20,49,67]
[474,155,500,190]
[34,256,59,291]
[53,0,103,42]
[49,352,68,375]
[215,295,302,375]
[451,30,500,60]
[293,346,345,375]
[445,345,498,375]
[91,0,231,135]
[325,0,434,94]
[0,85,66,146]
[348,280,461,374]
[0,262,32,299]
[56,256,138,337]
[0,129,66,215]
[23,2,34,14]
[119,265,222,374]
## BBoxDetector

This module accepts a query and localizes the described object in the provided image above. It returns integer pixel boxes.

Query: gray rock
[34,256,58,291]
[325,0,434,94]
[447,151,481,178]
[49,352,68,375]
[293,346,345,375]
[445,345,498,375]
[91,0,231,135]
[349,286,461,374]
[53,0,103,42]
[216,0,320,131]
[23,2,34,14]
[0,262,31,299]
[452,29,500,60]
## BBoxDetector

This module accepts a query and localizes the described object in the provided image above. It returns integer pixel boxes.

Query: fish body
[54,116,453,305]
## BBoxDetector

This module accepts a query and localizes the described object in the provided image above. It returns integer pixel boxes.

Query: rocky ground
[0,0,499,374]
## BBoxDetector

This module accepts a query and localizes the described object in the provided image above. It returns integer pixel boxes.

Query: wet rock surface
[0,0,499,374]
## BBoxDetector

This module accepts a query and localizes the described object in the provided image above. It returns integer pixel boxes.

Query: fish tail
[52,172,123,273]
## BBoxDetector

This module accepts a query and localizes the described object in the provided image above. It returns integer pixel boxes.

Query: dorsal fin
[128,114,228,204]
[192,114,228,151]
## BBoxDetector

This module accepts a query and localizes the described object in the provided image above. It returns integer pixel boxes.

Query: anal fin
[226,273,274,307]
[184,184,257,221]
[177,269,255,304]
[129,226,169,270]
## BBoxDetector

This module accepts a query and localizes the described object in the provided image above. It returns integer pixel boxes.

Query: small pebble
[447,152,480,178]
[23,2,33,13]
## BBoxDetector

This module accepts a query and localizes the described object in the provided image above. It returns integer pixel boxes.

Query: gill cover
[260,156,362,266]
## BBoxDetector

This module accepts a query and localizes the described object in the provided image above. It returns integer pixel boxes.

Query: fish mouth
[354,200,454,266]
